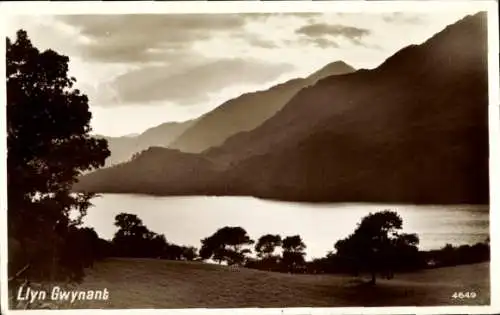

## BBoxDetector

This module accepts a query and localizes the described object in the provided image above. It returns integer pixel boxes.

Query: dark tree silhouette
[282,235,306,252]
[181,246,198,261]
[58,227,106,280]
[200,227,254,265]
[95,238,113,260]
[255,234,282,259]
[253,234,282,271]
[114,213,147,237]
[422,241,490,268]
[281,235,307,273]
[112,213,157,257]
[334,210,419,285]
[164,244,184,260]
[7,30,110,283]
[110,212,198,261]
[150,234,169,258]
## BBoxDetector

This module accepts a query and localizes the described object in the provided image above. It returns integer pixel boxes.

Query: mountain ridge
[75,12,489,205]
[101,61,356,166]
[98,119,197,167]
[168,61,356,153]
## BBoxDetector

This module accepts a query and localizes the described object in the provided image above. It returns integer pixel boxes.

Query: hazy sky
[6,10,477,136]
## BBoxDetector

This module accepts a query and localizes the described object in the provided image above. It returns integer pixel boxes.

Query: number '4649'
[452,291,477,299]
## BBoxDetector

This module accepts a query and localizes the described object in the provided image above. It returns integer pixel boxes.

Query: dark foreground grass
[58,258,490,309]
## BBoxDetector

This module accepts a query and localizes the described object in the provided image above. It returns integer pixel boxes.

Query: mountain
[99,62,354,166]
[78,146,220,195]
[306,61,356,84]
[167,61,356,153]
[76,12,489,205]
[100,119,196,166]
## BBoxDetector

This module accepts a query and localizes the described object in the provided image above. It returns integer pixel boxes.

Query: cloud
[242,34,279,49]
[56,14,249,63]
[48,14,319,106]
[295,23,371,44]
[53,13,332,63]
[382,13,425,24]
[240,13,324,20]
[298,37,339,49]
[103,58,294,106]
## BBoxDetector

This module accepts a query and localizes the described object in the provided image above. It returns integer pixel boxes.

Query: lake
[83,194,489,259]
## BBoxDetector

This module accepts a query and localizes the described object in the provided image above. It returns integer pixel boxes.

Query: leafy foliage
[255,234,282,259]
[200,227,254,265]
[281,235,307,272]
[7,30,110,283]
[111,212,198,260]
[334,210,420,284]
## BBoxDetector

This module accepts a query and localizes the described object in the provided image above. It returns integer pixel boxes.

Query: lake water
[83,194,489,259]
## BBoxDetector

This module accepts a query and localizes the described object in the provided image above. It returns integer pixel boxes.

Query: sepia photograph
[1,1,498,313]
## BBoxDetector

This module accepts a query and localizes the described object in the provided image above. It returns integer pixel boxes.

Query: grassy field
[56,258,489,309]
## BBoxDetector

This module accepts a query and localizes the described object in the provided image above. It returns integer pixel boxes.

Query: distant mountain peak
[327,60,354,68]
[306,61,356,83]
[75,12,489,204]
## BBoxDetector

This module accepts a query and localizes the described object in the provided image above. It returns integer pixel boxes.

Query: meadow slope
[66,258,489,309]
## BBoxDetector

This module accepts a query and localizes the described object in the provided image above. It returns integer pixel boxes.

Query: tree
[281,235,307,273]
[112,213,156,257]
[7,30,110,284]
[58,227,102,280]
[181,246,198,261]
[255,234,282,259]
[149,234,169,258]
[113,213,147,237]
[334,210,419,285]
[282,235,306,252]
[111,213,198,260]
[200,227,254,265]
[253,234,282,271]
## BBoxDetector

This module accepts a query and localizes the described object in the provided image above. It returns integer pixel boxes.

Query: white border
[488,0,500,312]
[0,0,497,14]
[0,1,498,315]
[0,2,8,315]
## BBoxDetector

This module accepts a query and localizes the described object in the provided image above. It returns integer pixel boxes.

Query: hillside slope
[76,12,489,204]
[211,11,489,204]
[60,259,489,308]
[100,119,196,167]
[168,61,355,153]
